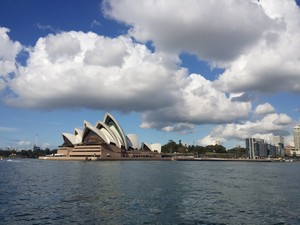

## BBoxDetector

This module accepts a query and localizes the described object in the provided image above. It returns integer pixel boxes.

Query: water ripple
[1,160,300,224]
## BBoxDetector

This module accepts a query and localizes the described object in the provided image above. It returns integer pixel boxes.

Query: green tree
[162,140,178,153]
[205,144,226,153]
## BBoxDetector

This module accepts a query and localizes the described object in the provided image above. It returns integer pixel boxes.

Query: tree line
[0,148,57,158]
[0,140,248,159]
[161,140,247,158]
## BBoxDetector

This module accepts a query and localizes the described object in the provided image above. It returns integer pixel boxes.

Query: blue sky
[0,0,300,150]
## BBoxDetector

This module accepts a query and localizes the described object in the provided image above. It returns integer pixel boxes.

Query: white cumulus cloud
[0,27,22,91]
[140,74,251,130]
[103,0,274,65]
[0,29,252,132]
[1,0,299,144]
[5,31,178,111]
[198,111,293,146]
[213,0,300,93]
[255,103,276,115]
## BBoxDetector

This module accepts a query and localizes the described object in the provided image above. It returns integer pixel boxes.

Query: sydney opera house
[44,112,162,160]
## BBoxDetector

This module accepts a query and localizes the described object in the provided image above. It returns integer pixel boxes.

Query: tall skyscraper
[294,125,300,150]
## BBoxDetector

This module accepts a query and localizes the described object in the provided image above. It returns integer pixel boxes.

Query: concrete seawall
[38,156,172,161]
[39,156,284,162]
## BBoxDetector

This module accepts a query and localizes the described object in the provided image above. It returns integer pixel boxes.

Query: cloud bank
[1,0,300,146]
[0,27,22,91]
[3,30,250,126]
[103,0,274,65]
[199,109,293,146]
[213,0,300,93]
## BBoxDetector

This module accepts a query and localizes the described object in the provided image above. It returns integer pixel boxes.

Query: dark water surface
[0,159,299,224]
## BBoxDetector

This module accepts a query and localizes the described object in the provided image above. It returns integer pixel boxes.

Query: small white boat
[284,159,293,162]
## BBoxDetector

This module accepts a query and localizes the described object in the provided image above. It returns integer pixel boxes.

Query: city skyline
[0,0,300,150]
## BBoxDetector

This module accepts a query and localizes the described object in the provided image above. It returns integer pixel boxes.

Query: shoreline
[38,156,290,162]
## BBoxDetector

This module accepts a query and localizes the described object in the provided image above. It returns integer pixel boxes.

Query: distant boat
[285,159,293,162]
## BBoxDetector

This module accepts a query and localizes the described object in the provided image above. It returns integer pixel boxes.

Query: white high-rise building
[294,125,300,150]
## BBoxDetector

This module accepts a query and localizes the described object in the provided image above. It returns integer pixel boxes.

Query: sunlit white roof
[127,134,139,149]
[103,112,128,150]
[60,112,160,152]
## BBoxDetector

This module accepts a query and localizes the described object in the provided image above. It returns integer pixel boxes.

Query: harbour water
[0,159,300,224]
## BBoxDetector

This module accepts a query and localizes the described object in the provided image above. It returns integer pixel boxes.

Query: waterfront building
[293,125,300,151]
[245,138,281,159]
[54,112,162,160]
[285,145,299,157]
[246,138,264,159]
[271,135,285,156]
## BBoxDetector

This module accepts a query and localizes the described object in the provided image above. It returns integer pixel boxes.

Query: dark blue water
[0,159,299,225]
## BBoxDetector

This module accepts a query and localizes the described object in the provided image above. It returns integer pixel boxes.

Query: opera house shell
[55,112,162,160]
